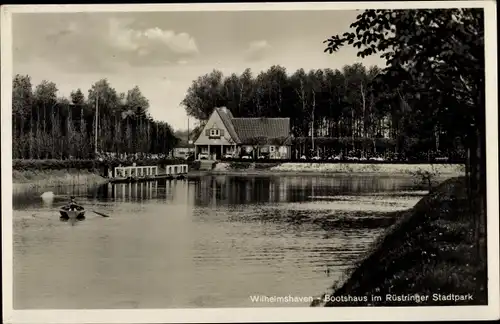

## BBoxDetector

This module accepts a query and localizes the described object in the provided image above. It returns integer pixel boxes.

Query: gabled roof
[194,107,291,145]
[231,117,291,144]
[215,107,241,143]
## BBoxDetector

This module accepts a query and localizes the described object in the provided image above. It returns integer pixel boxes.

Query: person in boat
[63,196,82,211]
[60,196,86,222]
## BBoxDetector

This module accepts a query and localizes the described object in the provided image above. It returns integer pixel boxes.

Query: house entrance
[209,146,223,160]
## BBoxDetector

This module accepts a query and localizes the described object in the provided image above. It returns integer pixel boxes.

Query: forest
[181,63,465,160]
[11,77,179,160]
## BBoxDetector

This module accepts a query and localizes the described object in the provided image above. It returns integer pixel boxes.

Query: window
[270,146,275,152]
[205,126,224,138]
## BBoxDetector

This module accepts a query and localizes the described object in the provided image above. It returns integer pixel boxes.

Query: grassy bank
[313,177,487,307]
[12,169,107,191]
[11,158,196,187]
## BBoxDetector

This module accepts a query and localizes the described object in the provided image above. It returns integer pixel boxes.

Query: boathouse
[193,107,292,160]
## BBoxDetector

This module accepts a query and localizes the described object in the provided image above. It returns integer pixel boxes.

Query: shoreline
[214,162,465,175]
[11,162,465,187]
[201,170,461,177]
[312,176,487,307]
[195,162,464,178]
[12,169,108,193]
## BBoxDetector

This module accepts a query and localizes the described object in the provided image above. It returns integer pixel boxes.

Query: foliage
[12,158,189,171]
[324,9,484,143]
[323,8,485,262]
[229,162,251,170]
[409,165,442,192]
[253,162,281,170]
[189,160,201,171]
[181,61,465,156]
[12,76,180,160]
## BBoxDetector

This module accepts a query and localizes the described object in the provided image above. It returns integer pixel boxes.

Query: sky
[12,9,385,131]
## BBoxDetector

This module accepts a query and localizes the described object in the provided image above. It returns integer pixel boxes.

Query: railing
[113,164,189,179]
[114,166,158,178]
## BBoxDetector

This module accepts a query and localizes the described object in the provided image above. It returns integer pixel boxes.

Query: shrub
[189,160,201,170]
[409,165,442,192]
[12,158,189,171]
[229,162,251,170]
[253,162,281,170]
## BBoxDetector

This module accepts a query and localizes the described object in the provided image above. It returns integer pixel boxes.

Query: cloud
[108,18,199,61]
[244,40,271,62]
[13,14,200,73]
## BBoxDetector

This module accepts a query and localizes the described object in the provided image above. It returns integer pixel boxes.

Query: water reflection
[189,175,419,206]
[13,175,421,210]
[94,182,160,202]
[13,174,424,309]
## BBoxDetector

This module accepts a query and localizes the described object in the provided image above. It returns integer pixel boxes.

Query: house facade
[193,107,292,160]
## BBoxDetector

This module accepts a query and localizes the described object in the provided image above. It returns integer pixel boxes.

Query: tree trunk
[20,114,25,159]
[13,113,17,158]
[468,87,486,266]
[351,108,355,150]
[42,103,46,134]
[360,81,366,137]
[475,114,486,265]
[311,90,315,152]
[29,110,33,159]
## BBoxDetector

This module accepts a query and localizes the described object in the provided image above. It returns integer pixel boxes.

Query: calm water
[13,175,425,309]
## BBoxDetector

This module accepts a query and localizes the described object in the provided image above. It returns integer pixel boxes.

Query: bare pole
[95,92,99,155]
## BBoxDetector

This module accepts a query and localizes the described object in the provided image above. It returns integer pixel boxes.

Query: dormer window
[205,126,224,138]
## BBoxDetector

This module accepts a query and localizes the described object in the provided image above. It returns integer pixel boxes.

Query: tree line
[12,76,179,160]
[181,63,465,158]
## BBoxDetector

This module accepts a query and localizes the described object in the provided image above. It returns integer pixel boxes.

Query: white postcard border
[2,1,498,323]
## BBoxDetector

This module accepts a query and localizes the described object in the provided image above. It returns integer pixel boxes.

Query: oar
[92,210,110,218]
[61,194,109,218]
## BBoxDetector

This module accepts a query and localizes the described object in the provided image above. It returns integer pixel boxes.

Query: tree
[33,80,58,157]
[289,68,309,137]
[12,75,179,159]
[181,69,225,120]
[87,79,121,154]
[324,8,485,260]
[246,136,268,159]
[180,59,472,160]
[126,86,150,117]
[70,89,85,105]
[12,74,34,158]
[124,86,150,154]
[237,68,255,116]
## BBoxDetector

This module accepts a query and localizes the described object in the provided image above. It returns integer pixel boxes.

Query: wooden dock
[109,164,189,183]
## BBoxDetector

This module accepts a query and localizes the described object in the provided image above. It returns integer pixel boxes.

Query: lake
[12,174,426,309]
